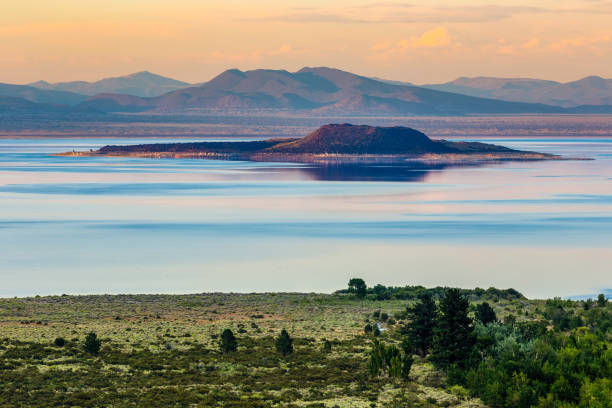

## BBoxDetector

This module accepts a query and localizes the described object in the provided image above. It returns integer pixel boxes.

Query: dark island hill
[73,124,557,162]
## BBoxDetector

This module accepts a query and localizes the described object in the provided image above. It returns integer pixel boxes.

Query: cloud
[547,33,612,53]
[240,3,612,25]
[370,27,455,62]
[406,27,451,48]
[239,12,367,24]
[522,38,541,49]
[372,27,452,53]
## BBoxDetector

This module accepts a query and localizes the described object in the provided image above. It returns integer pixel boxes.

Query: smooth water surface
[1,137,610,298]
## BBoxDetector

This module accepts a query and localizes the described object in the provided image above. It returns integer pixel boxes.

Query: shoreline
[57,150,587,164]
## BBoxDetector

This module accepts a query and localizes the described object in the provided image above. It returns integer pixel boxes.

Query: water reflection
[262,162,455,182]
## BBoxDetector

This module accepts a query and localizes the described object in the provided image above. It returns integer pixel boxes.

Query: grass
[0,292,584,407]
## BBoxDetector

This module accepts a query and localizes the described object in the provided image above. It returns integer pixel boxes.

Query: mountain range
[2,68,612,115]
[75,67,586,115]
[28,71,190,98]
[423,76,612,107]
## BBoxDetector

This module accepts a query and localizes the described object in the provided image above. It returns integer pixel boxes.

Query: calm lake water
[1,136,610,298]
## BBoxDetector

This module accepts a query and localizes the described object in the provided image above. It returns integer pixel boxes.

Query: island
[60,123,561,163]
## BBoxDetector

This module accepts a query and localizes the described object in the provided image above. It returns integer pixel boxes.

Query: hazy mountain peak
[28,80,51,87]
[27,71,191,97]
[424,75,612,107]
[571,75,609,87]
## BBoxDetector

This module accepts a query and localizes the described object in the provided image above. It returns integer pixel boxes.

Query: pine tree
[597,293,607,307]
[406,292,437,357]
[220,329,237,353]
[276,329,293,356]
[83,332,101,355]
[322,339,332,353]
[475,302,497,325]
[431,288,475,369]
[348,278,367,298]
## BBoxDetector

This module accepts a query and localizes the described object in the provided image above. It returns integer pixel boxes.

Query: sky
[2,0,612,84]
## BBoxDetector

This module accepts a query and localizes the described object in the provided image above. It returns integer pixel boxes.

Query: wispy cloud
[240,3,612,25]
[370,27,455,61]
[490,32,612,56]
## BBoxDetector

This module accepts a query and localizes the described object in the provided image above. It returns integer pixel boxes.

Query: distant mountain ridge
[80,67,594,115]
[0,95,97,114]
[28,71,190,97]
[0,83,87,105]
[3,67,612,114]
[423,76,612,107]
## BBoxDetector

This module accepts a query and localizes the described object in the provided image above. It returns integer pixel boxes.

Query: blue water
[1,136,610,298]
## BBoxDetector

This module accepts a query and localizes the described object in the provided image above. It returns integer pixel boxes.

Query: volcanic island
[60,124,562,164]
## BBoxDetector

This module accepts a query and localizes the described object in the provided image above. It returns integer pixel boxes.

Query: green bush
[83,332,101,355]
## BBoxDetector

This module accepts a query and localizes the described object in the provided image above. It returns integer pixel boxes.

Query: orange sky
[2,0,612,84]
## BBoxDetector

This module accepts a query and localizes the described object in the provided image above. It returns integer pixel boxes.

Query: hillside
[268,124,453,154]
[29,71,191,98]
[78,67,582,115]
[424,75,612,107]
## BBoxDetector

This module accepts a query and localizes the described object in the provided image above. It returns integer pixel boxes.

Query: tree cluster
[368,338,413,380]
[396,288,611,407]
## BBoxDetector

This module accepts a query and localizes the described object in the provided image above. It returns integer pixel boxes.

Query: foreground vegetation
[0,283,609,407]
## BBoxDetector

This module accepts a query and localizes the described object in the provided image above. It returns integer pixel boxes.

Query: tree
[83,332,101,355]
[431,289,475,369]
[406,293,437,357]
[323,339,332,353]
[369,339,413,380]
[348,278,367,298]
[276,329,293,356]
[475,302,497,325]
[220,329,237,353]
[597,294,607,307]
[54,337,65,347]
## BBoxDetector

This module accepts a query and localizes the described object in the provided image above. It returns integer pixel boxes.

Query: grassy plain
[0,291,573,407]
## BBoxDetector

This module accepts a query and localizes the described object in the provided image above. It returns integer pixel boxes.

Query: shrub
[54,337,66,347]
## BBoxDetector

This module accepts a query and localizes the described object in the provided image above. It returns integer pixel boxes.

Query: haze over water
[1,136,610,299]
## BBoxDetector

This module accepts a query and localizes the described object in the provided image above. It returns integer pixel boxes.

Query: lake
[1,136,610,298]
